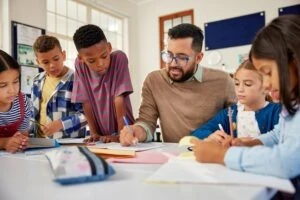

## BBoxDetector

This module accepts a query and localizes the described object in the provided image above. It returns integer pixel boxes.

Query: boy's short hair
[168,23,204,52]
[33,35,62,54]
[73,24,107,51]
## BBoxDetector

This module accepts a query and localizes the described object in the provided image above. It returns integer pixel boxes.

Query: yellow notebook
[87,147,136,159]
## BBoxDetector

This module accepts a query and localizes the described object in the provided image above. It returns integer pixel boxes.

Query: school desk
[0,143,275,200]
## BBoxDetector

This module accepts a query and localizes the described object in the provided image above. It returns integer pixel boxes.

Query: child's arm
[42,102,87,137]
[114,95,126,132]
[83,102,99,138]
[191,107,230,139]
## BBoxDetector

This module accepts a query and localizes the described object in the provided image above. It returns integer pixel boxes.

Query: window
[159,9,194,68]
[47,0,125,69]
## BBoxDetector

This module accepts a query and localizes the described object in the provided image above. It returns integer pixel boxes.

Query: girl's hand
[191,138,228,164]
[4,132,29,153]
[206,130,230,144]
[41,120,63,136]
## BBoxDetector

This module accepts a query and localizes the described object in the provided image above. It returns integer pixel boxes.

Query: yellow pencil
[30,119,45,127]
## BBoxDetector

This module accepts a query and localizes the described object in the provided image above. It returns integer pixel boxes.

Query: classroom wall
[3,0,141,117]
[2,0,299,118]
[135,0,300,107]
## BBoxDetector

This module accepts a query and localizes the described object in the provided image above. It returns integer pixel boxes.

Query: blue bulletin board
[204,12,265,50]
[279,4,300,15]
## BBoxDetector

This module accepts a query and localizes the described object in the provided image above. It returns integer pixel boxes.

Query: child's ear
[107,42,112,53]
[77,54,83,62]
[62,50,66,61]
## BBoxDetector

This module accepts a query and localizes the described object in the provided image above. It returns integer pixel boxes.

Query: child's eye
[88,60,95,64]
[234,82,239,86]
[13,80,19,84]
[0,84,6,88]
[245,83,252,87]
[101,55,108,59]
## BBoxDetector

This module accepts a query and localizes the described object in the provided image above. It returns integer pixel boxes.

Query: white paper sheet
[146,158,295,194]
[93,142,166,152]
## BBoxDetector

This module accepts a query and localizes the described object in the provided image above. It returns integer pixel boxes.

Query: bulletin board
[279,4,300,15]
[204,12,265,50]
[11,21,45,95]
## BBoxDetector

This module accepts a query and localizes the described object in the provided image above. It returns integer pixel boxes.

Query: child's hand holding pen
[31,119,63,136]
[205,124,230,144]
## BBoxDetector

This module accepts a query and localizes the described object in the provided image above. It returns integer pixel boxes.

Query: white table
[0,144,275,200]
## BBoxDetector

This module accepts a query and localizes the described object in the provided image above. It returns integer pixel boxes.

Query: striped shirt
[0,93,31,131]
[71,50,134,135]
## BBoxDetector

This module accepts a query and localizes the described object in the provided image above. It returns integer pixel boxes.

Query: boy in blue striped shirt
[31,35,87,139]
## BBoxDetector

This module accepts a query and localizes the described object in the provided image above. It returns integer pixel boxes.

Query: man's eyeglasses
[161,51,191,66]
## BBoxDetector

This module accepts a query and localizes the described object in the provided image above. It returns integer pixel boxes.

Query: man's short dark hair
[73,24,107,51]
[168,23,204,52]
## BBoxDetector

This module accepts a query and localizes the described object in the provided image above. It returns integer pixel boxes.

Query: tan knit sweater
[136,67,236,143]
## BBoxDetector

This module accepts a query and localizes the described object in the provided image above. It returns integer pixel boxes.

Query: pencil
[228,107,234,138]
[30,119,45,127]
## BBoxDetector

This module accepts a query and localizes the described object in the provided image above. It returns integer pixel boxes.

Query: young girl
[0,50,31,153]
[191,60,280,142]
[191,15,300,196]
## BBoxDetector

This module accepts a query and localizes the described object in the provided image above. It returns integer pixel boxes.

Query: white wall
[135,0,300,107]
[3,0,299,117]
[4,0,141,117]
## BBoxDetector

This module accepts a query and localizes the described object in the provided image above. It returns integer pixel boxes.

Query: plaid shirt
[31,68,87,138]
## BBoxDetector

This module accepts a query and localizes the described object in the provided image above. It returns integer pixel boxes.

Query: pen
[218,124,225,132]
[122,116,138,144]
[228,107,234,138]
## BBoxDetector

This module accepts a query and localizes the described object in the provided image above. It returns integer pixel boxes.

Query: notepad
[27,138,59,149]
[106,151,177,164]
[146,158,295,194]
[87,147,136,159]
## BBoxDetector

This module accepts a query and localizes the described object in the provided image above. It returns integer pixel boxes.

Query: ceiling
[127,0,153,5]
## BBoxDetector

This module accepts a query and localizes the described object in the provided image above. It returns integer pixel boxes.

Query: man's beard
[168,65,197,82]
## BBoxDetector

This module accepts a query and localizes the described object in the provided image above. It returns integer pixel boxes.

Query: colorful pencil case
[45,146,115,185]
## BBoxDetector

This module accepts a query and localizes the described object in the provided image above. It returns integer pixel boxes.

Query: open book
[27,138,59,149]
[146,157,295,194]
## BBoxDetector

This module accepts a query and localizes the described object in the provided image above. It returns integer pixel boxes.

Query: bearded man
[120,23,235,145]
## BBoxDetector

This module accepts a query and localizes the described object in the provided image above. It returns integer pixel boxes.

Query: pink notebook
[106,151,177,164]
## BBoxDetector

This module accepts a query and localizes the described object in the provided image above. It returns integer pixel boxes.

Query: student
[120,23,236,146]
[0,50,30,152]
[191,60,280,141]
[71,24,134,143]
[31,35,87,139]
[191,15,300,195]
